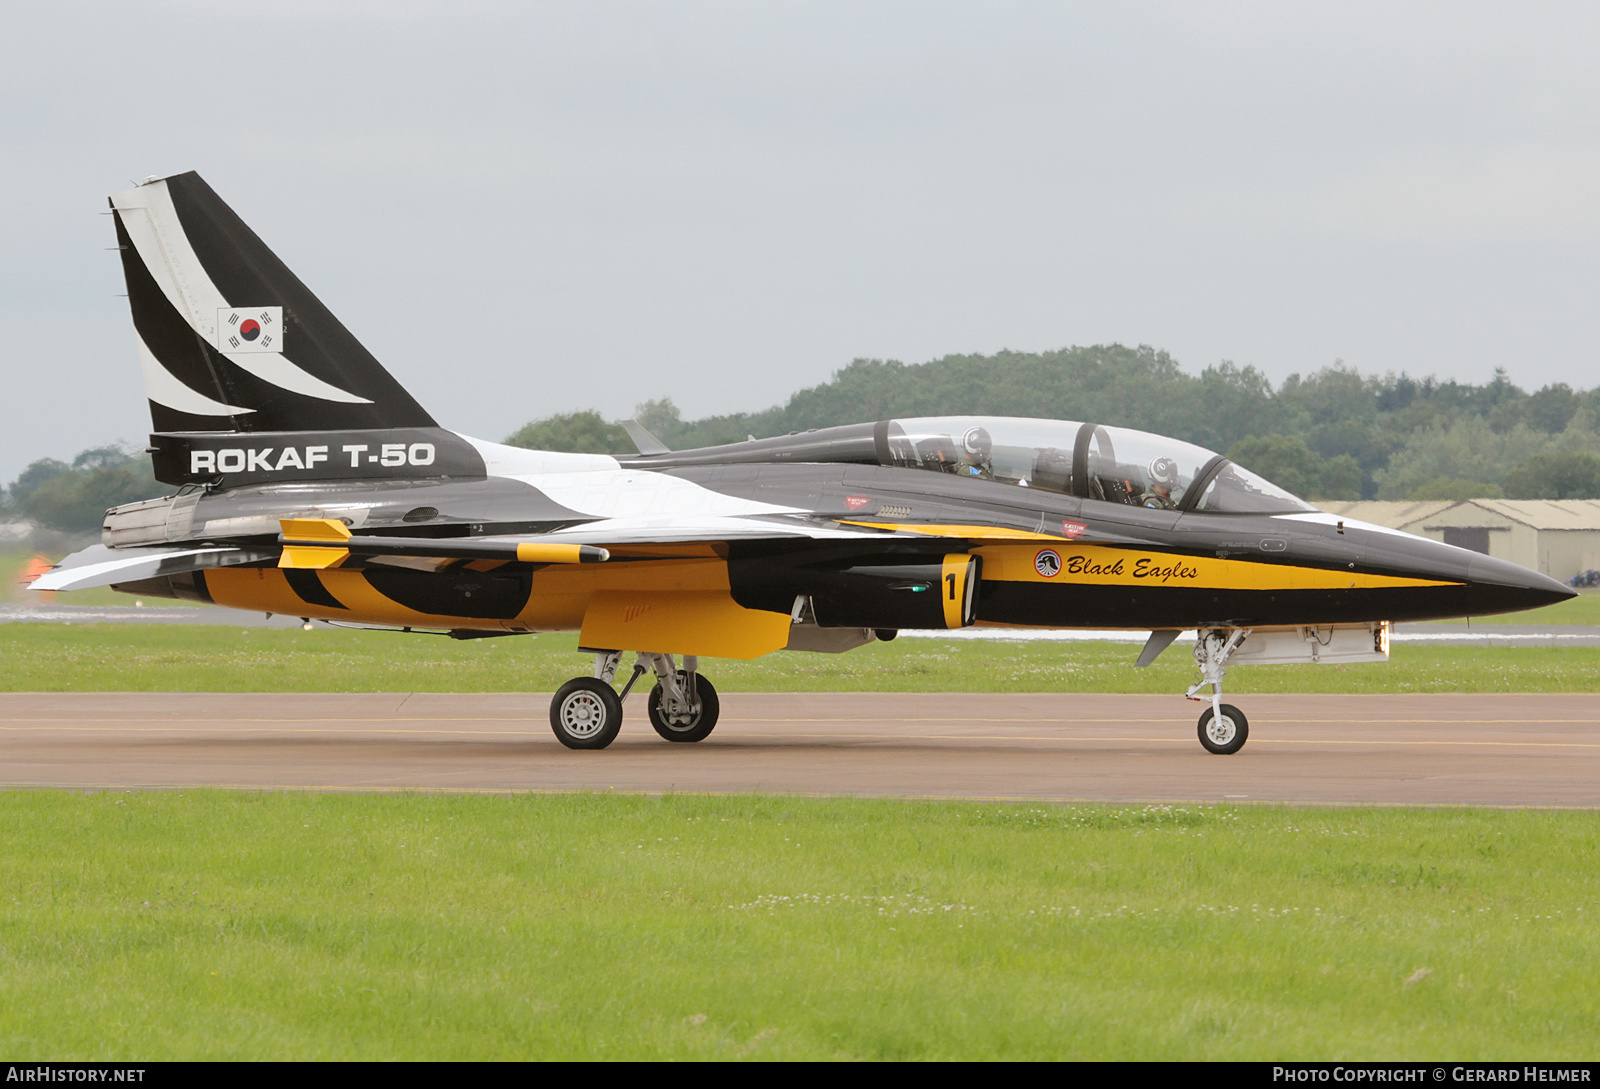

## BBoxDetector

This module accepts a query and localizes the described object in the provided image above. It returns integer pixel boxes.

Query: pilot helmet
[962,427,993,461]
[1148,455,1179,489]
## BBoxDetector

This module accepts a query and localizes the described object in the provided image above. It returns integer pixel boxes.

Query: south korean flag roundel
[217,307,283,354]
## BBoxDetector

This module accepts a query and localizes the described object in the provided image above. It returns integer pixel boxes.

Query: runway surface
[3,691,1598,806]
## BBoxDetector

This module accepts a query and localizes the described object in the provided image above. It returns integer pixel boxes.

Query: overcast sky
[4,1,1598,481]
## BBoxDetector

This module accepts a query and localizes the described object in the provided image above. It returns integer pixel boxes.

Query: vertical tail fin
[110,172,436,434]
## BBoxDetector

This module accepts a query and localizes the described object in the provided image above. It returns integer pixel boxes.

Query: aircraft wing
[276,513,1023,570]
[31,515,1057,591]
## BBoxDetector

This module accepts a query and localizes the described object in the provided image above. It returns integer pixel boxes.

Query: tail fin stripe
[113,199,209,337]
[222,347,373,404]
[113,180,370,406]
[137,332,252,417]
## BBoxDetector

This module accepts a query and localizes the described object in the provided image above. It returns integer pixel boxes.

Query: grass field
[0,790,1594,1060]
[1,621,1598,694]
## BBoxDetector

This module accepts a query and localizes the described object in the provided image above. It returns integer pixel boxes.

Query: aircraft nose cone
[1465,552,1577,613]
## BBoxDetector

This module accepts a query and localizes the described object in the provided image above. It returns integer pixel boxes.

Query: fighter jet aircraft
[34,172,1575,755]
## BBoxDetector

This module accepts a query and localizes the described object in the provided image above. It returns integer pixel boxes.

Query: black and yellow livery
[34,172,1574,756]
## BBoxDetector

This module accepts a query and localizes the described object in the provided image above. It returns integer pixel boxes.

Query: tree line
[2,446,160,539]
[9,344,1600,538]
[507,345,1600,502]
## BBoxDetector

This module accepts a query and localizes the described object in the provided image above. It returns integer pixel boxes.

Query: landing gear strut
[547,650,720,749]
[645,654,721,742]
[1185,628,1252,755]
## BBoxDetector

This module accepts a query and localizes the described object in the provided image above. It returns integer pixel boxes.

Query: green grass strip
[0,623,1598,693]
[0,790,1594,1060]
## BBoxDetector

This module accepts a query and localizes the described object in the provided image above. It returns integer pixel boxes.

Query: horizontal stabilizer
[30,544,277,592]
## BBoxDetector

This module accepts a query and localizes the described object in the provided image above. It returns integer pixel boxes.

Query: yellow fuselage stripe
[974,543,1457,591]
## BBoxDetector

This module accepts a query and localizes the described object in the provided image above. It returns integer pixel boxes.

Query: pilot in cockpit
[959,427,994,479]
[1141,455,1180,508]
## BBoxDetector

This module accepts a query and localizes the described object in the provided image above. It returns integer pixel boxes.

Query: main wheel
[1197,703,1248,755]
[647,671,720,743]
[550,678,623,749]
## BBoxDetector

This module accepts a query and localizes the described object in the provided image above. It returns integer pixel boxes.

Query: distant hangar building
[1317,499,1600,583]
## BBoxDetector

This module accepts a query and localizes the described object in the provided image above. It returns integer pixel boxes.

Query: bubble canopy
[878,417,1315,514]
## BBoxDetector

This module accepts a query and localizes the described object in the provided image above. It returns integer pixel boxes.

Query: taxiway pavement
[2,691,1597,806]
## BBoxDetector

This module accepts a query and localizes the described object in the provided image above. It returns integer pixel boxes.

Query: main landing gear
[548,651,721,750]
[1186,628,1253,755]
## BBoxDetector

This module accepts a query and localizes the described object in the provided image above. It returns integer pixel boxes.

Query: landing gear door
[941,554,980,628]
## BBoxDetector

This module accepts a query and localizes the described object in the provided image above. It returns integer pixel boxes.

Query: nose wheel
[1197,703,1248,755]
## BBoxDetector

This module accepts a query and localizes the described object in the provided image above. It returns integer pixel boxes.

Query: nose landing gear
[1186,628,1252,755]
